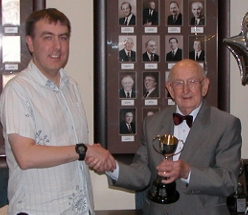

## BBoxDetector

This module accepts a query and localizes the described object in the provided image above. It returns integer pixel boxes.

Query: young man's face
[26,18,70,78]
[144,76,157,90]
[169,39,178,50]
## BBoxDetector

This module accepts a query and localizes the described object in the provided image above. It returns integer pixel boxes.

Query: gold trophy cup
[147,134,183,204]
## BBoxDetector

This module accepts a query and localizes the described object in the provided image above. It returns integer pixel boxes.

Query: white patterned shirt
[0,60,94,215]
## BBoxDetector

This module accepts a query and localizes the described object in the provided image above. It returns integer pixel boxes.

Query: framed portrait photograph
[94,0,230,154]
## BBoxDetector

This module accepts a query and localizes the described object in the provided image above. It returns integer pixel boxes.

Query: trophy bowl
[147,134,182,204]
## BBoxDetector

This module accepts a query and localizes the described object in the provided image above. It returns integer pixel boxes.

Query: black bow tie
[173,113,193,128]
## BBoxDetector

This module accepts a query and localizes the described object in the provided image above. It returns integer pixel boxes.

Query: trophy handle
[153,135,184,158]
[239,159,244,176]
[152,135,162,154]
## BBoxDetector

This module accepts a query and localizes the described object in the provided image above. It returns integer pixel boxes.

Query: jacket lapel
[157,106,175,136]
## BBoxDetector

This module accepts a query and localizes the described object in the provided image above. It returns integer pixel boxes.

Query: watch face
[78,145,86,153]
[76,144,87,160]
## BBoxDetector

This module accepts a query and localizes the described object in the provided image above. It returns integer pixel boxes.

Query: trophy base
[147,180,180,204]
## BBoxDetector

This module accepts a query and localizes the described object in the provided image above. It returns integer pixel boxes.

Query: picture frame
[94,0,230,154]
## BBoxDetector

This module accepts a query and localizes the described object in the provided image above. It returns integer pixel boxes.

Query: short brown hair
[25,8,71,38]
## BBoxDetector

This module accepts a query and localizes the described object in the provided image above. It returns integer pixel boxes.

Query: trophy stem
[147,175,180,204]
[148,134,181,204]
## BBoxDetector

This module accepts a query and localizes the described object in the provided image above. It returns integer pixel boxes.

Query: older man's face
[166,60,209,115]
[125,112,133,124]
[170,3,179,16]
[149,2,156,10]
[121,3,131,17]
[121,76,134,92]
[192,3,202,18]
[124,39,134,51]
[146,40,157,54]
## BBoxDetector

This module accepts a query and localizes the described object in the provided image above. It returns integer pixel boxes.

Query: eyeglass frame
[170,78,205,89]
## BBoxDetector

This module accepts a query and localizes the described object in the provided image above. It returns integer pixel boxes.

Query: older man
[190,1,205,25]
[143,1,159,25]
[119,74,136,98]
[167,1,182,25]
[119,38,136,62]
[103,59,242,215]
[143,39,159,62]
[119,110,136,134]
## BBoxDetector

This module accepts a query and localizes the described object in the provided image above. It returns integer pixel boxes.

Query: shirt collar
[124,49,131,55]
[125,14,133,23]
[147,87,155,94]
[176,101,202,122]
[147,52,154,58]
[195,50,202,55]
[29,60,69,92]
[124,89,132,93]
[172,48,178,53]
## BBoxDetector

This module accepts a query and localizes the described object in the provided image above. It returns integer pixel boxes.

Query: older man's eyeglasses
[171,79,204,89]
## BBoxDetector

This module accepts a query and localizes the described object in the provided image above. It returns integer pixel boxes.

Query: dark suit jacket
[119,89,136,98]
[119,121,136,134]
[143,8,158,25]
[119,14,136,25]
[167,13,182,25]
[190,16,205,25]
[143,88,159,98]
[189,50,205,61]
[109,100,242,215]
[143,52,159,62]
[166,48,182,62]
[119,49,136,62]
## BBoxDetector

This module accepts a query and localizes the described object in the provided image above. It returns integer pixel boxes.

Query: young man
[0,8,115,215]
[189,39,205,61]
[143,73,159,98]
[166,37,182,62]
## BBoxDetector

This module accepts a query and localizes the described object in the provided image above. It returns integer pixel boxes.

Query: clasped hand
[156,159,190,184]
[85,143,116,173]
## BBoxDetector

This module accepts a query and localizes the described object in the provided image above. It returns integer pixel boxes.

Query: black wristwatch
[75,143,88,161]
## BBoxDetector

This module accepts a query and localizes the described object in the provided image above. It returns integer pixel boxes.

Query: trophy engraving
[147,134,183,204]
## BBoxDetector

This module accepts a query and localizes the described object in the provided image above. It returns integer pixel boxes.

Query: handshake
[84,143,116,173]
